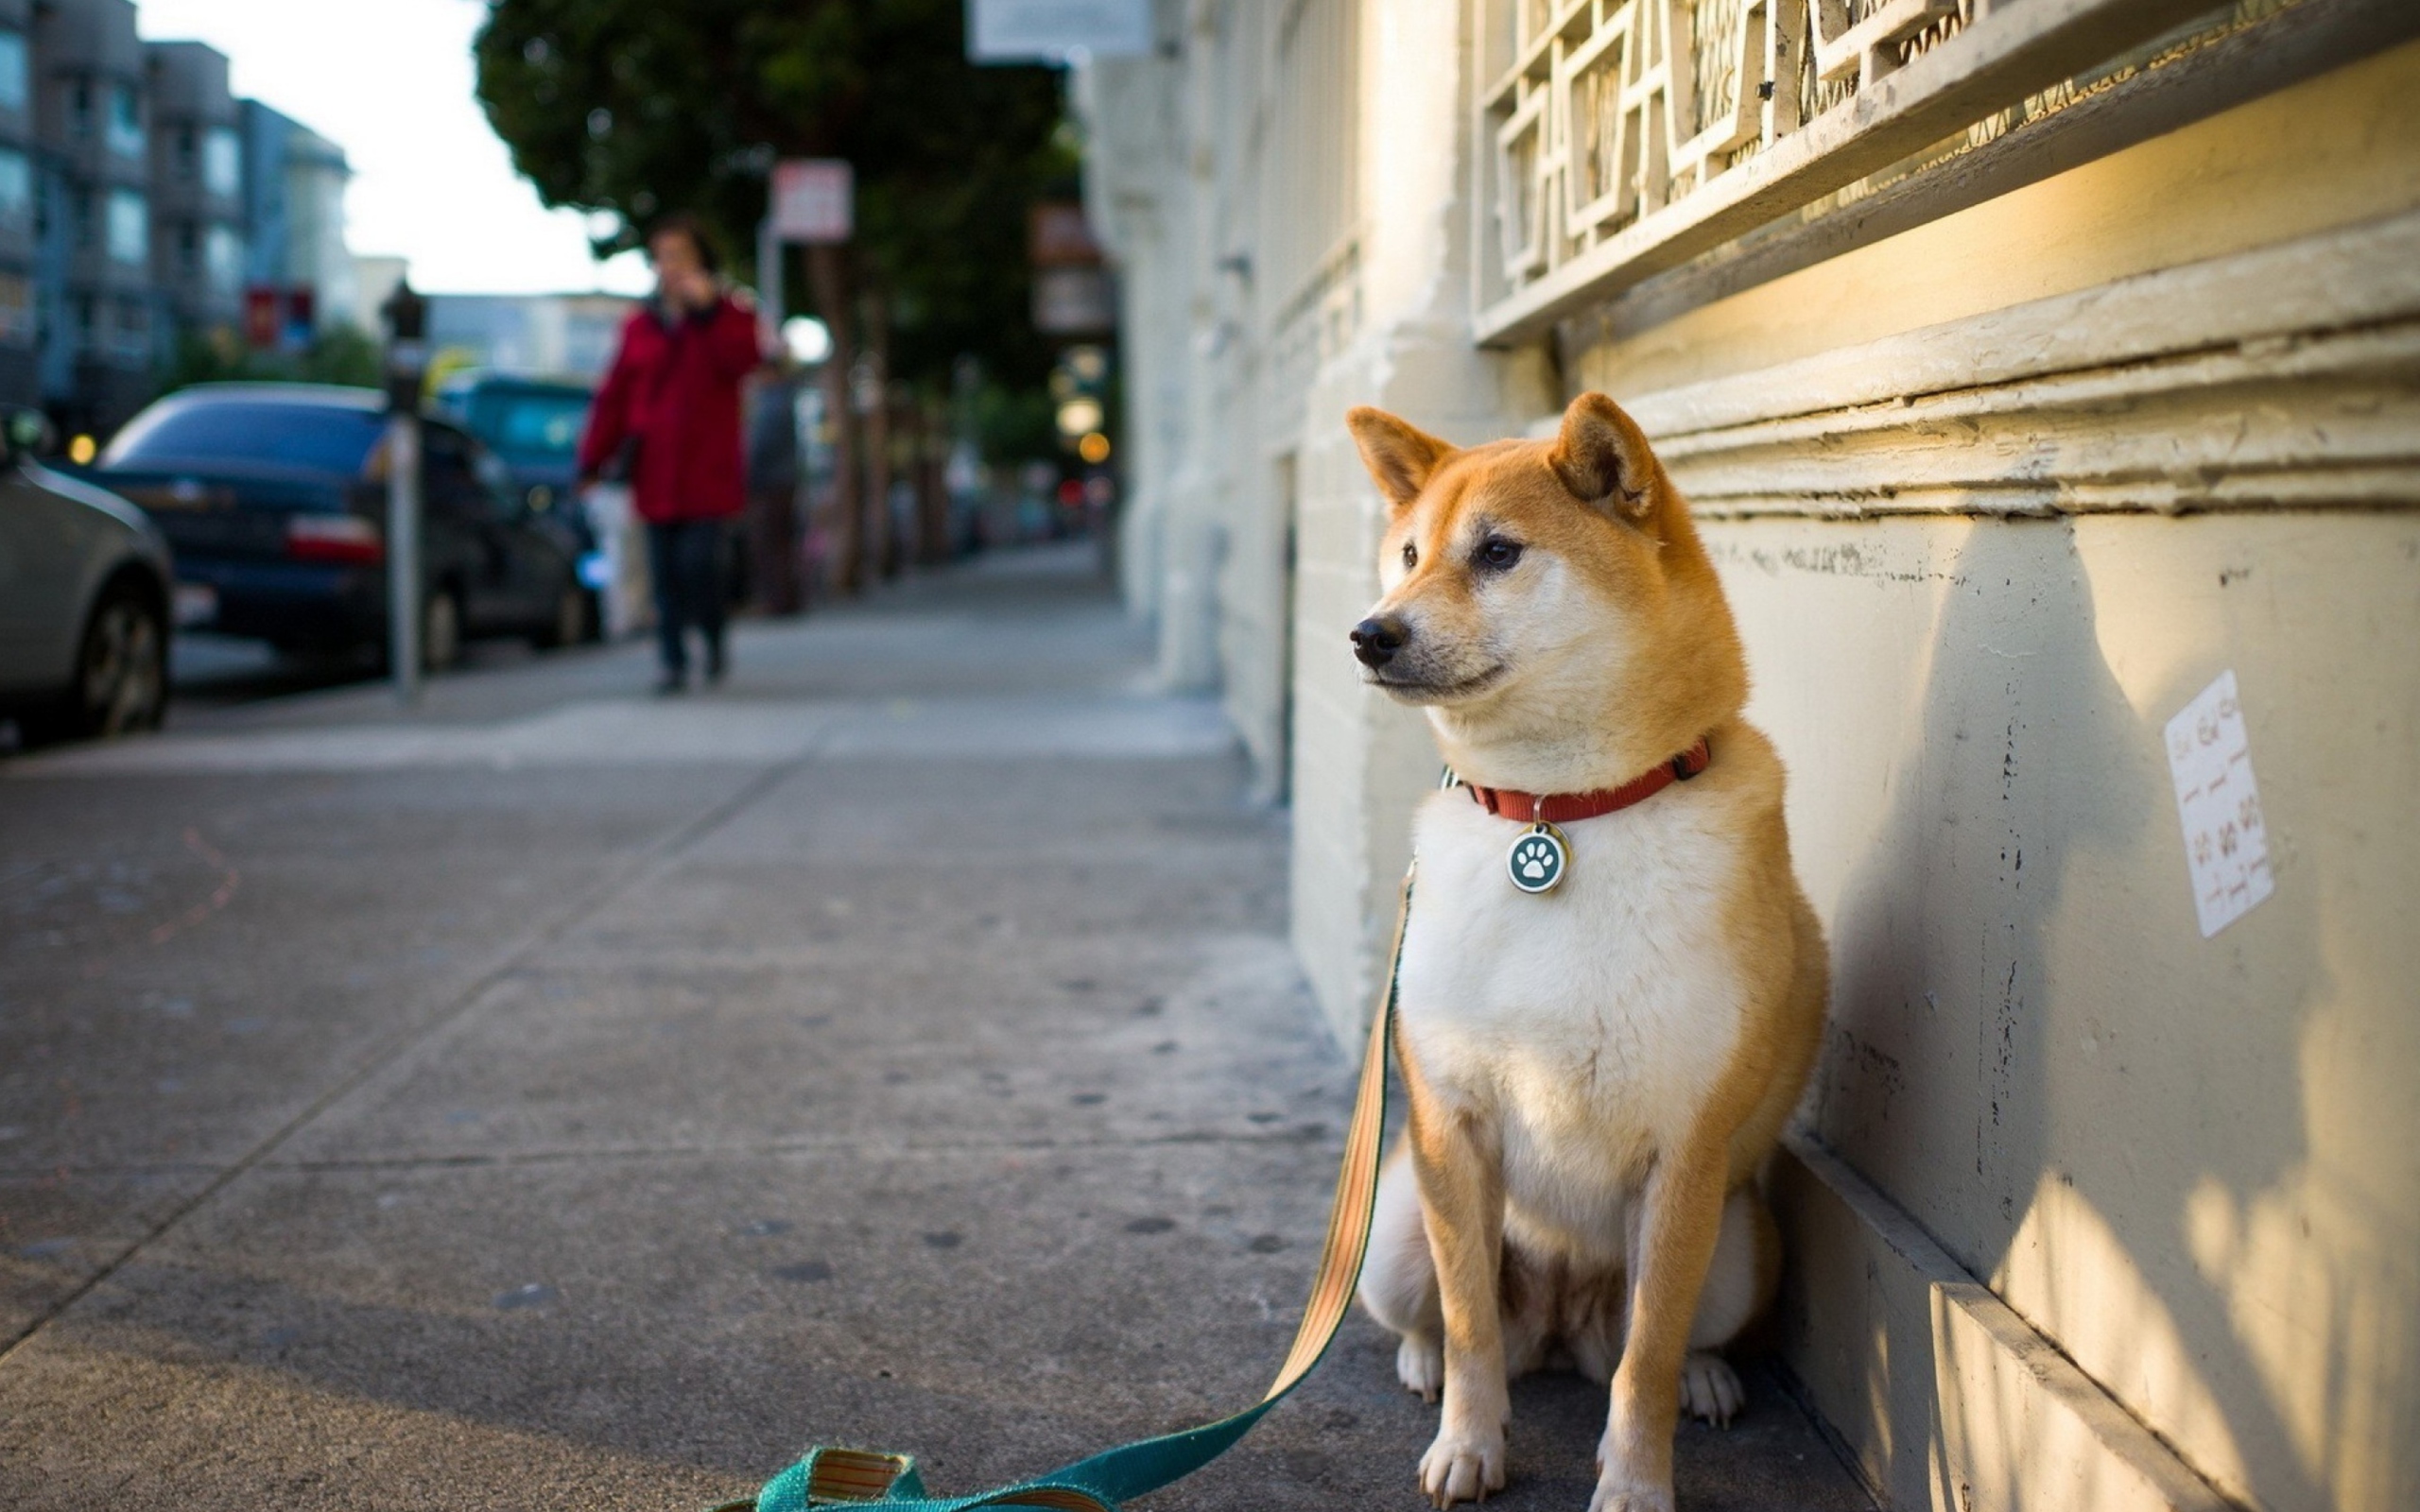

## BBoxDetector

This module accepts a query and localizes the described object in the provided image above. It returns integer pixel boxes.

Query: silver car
[0,408,174,744]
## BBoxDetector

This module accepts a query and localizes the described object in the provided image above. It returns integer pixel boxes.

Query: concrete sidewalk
[0,545,1871,1510]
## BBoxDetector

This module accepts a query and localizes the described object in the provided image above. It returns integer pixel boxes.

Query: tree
[473,0,1076,589]
[166,323,384,393]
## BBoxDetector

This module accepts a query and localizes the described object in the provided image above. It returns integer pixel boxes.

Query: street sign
[770,160,853,244]
[1029,202,1104,266]
[968,0,1152,62]
[1032,266,1115,334]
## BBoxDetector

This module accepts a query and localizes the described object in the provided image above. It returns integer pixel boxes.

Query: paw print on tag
[1505,828,1566,894]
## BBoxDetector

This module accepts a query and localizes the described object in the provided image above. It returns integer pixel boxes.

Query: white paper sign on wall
[2164,669,2274,937]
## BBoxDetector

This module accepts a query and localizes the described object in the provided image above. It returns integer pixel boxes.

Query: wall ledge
[1777,1131,2240,1512]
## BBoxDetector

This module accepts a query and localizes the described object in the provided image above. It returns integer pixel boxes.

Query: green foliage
[166,323,385,393]
[972,381,1057,469]
[473,0,1076,407]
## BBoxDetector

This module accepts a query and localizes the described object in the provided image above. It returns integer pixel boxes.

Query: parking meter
[381,280,429,703]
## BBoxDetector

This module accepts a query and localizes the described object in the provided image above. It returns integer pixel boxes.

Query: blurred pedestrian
[577,213,765,694]
[745,364,806,616]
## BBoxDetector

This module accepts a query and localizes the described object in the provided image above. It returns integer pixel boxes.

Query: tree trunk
[804,243,862,597]
[861,289,895,581]
[916,395,951,566]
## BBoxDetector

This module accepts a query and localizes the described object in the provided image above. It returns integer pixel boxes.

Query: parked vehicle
[0,407,174,743]
[432,372,606,623]
[95,384,591,667]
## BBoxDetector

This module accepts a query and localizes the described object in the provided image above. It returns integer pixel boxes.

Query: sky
[136,0,652,297]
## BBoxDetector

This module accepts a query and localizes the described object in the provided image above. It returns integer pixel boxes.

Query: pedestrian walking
[744,364,807,616]
[577,214,765,694]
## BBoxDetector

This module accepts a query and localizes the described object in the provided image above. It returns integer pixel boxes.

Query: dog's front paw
[1585,1472,1675,1512]
[1396,1333,1444,1401]
[1681,1349,1744,1426]
[1417,1426,1505,1507]
[1589,1428,1673,1512]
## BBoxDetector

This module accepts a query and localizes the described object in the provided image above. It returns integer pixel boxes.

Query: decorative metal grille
[1471,0,2245,342]
[1486,0,1970,278]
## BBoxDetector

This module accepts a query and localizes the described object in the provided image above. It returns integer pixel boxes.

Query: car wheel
[32,581,168,743]
[423,587,463,673]
[531,577,589,649]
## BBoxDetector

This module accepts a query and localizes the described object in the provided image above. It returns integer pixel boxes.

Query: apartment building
[238,97,353,356]
[0,0,355,436]
[0,1,36,405]
[31,0,154,432]
[1081,3,2418,1510]
[144,39,241,354]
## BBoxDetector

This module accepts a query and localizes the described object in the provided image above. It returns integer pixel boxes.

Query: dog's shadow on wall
[1810,517,2334,1511]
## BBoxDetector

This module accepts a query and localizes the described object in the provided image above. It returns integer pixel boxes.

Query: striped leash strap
[727,867,1415,1512]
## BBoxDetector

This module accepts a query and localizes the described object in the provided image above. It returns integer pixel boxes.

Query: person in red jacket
[577,214,765,693]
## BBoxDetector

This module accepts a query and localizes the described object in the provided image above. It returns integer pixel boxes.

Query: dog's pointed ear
[1547,392,1661,525]
[1347,406,1454,512]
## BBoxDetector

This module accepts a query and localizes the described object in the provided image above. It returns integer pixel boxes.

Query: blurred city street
[0,546,1868,1510]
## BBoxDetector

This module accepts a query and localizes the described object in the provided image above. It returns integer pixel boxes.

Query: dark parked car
[432,372,605,605]
[96,384,591,667]
[432,371,590,516]
[0,407,173,743]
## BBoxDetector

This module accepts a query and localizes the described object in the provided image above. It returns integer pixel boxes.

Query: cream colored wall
[1088,0,1548,1027]
[1720,511,2418,1512]
[1282,0,1553,1035]
[1086,8,2418,1510]
[1078,48,1187,628]
[1567,40,2420,1512]
[1574,38,2420,399]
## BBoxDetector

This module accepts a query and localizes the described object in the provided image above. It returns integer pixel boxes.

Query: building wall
[0,2,337,436]
[0,0,41,408]
[237,97,354,348]
[1082,2,2419,1509]
[35,0,153,435]
[282,122,352,330]
[1630,38,2420,1511]
[424,292,636,383]
[143,39,243,349]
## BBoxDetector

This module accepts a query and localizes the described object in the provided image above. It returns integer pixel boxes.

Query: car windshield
[102,401,387,474]
[468,390,590,466]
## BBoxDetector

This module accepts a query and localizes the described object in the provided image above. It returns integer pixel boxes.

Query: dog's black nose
[1351,616,1408,668]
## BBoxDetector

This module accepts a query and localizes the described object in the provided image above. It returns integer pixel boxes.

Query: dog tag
[1507,822,1568,894]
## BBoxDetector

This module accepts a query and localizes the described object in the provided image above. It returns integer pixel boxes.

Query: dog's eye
[1401,541,1417,569]
[1475,536,1524,571]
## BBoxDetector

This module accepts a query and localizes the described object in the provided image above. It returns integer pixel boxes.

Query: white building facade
[1080,3,2420,1510]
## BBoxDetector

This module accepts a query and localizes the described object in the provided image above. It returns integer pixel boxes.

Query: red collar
[1464,738,1712,825]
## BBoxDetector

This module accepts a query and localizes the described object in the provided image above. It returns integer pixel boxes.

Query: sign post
[759,160,853,352]
[381,279,429,706]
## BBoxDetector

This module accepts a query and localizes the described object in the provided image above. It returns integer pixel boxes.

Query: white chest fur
[1396,782,1745,1258]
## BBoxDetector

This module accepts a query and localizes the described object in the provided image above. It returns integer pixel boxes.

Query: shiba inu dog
[1346,393,1828,1511]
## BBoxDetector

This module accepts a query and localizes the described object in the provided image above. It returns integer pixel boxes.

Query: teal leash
[727,868,1416,1512]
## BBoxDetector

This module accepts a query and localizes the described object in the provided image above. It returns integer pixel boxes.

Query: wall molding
[1583,212,2420,517]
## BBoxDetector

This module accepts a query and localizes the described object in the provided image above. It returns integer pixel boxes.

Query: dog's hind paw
[1680,1349,1744,1427]
[1396,1334,1443,1401]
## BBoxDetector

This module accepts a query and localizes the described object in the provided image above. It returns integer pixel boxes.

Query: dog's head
[1345,391,1745,782]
